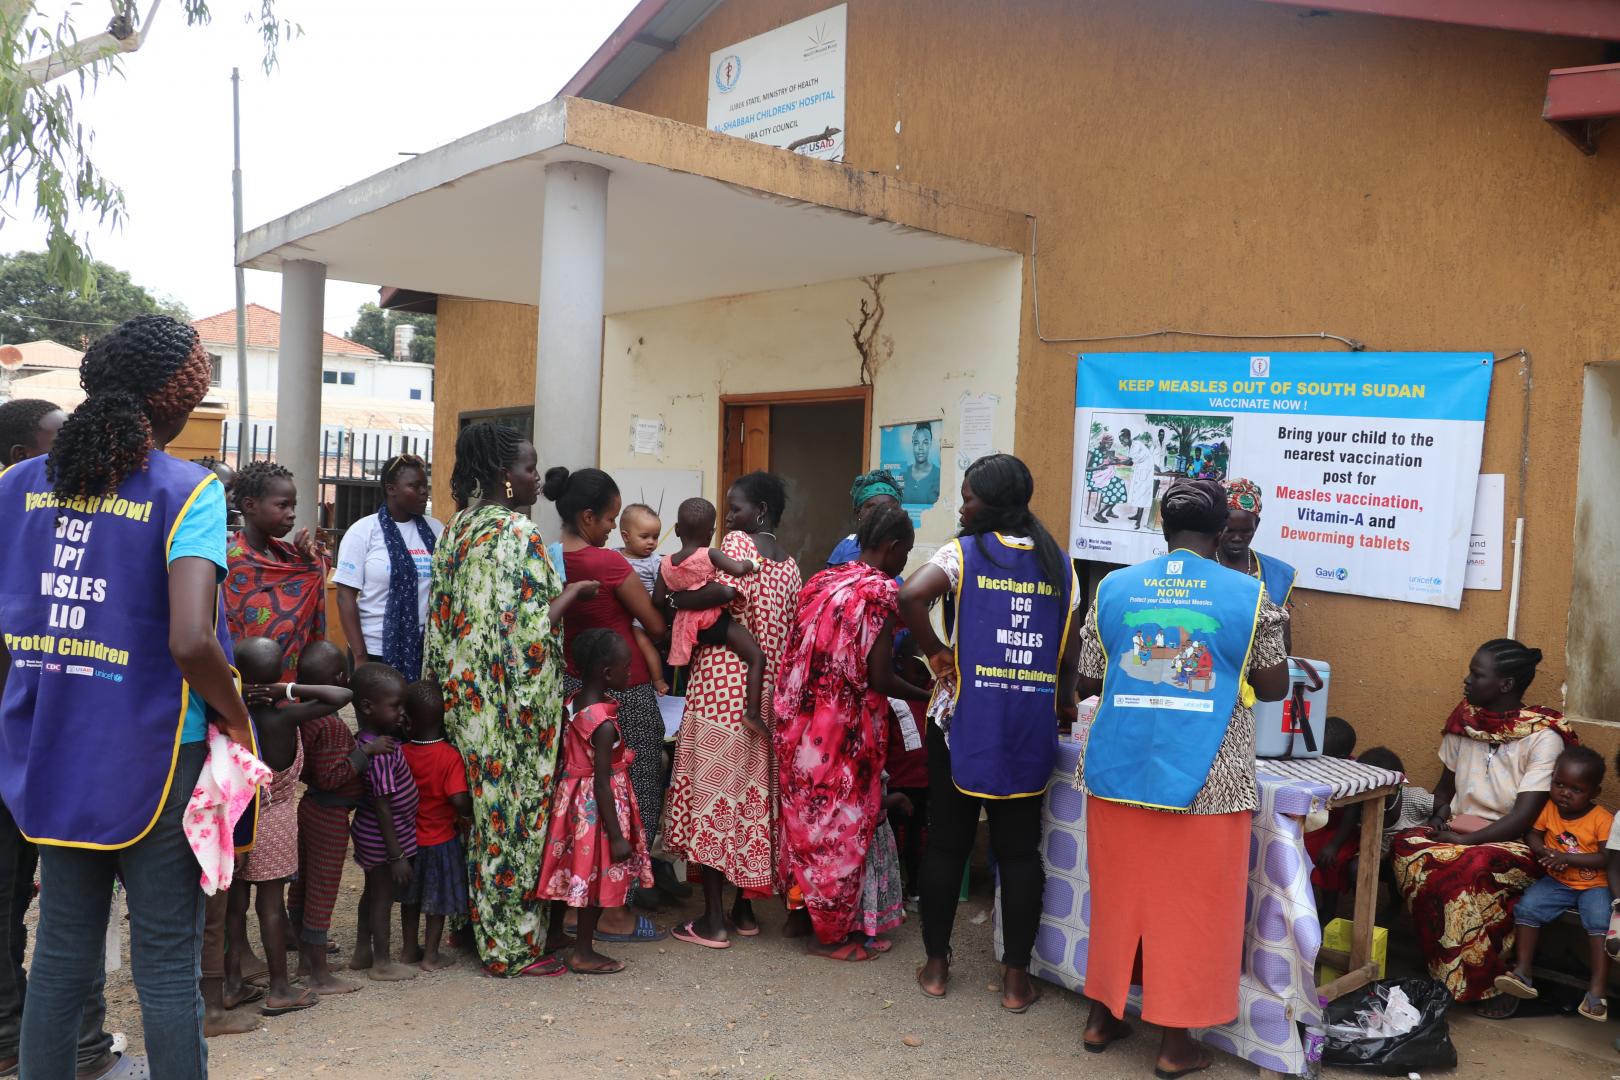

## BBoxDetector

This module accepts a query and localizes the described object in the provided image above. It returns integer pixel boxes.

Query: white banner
[1070,352,1494,608]
[707,5,846,161]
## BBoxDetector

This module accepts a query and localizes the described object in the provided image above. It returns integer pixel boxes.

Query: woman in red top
[545,466,668,941]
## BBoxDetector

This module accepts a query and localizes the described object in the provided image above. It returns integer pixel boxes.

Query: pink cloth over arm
[185,724,274,895]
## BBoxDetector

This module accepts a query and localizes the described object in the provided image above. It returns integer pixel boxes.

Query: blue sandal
[593,914,667,943]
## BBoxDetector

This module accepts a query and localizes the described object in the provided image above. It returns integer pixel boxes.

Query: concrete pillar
[276,259,326,530]
[532,160,609,537]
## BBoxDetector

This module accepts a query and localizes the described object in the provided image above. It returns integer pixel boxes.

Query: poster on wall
[881,419,943,526]
[1069,352,1493,608]
[706,4,847,161]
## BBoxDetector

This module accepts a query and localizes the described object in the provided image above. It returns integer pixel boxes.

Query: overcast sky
[6,1,640,337]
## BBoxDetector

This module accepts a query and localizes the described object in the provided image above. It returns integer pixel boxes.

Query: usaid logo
[1314,566,1349,581]
[714,54,742,93]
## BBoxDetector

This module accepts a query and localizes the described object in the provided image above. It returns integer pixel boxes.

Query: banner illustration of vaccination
[1069,352,1493,608]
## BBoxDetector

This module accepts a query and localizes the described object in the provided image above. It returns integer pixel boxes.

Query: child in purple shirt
[347,663,420,982]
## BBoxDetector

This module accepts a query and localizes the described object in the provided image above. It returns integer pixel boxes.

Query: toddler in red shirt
[401,679,472,970]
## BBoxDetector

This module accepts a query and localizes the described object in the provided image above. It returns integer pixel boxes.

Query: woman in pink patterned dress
[664,473,802,949]
[773,506,927,960]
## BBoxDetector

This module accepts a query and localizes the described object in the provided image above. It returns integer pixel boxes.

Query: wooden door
[720,403,771,505]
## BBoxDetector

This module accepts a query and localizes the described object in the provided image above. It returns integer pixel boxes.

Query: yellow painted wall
[601,0,1620,779]
[599,257,1023,566]
[431,297,539,515]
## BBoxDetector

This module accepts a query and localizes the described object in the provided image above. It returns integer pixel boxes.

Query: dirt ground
[81,858,1618,1080]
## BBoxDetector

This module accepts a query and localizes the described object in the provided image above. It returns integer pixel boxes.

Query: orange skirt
[1085,797,1248,1028]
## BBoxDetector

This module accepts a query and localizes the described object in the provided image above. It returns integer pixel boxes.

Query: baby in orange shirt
[1495,745,1614,1021]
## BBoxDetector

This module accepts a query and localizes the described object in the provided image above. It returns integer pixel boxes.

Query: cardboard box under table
[995,737,1337,1077]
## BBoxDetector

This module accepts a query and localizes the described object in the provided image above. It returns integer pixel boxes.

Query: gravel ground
[70,856,1612,1080]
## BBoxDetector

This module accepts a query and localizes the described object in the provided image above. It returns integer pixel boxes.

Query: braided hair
[1477,638,1544,693]
[571,626,629,680]
[450,422,524,507]
[856,502,913,551]
[731,470,787,529]
[960,454,1068,589]
[232,460,293,512]
[48,315,211,501]
[0,398,61,462]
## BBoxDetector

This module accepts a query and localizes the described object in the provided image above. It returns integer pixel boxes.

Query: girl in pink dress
[655,497,768,731]
[535,629,656,973]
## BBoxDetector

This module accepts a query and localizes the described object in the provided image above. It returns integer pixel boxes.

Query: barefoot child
[1495,745,1614,1021]
[233,637,352,1016]
[653,497,768,732]
[348,662,420,982]
[536,630,654,974]
[619,503,669,695]
[400,679,472,971]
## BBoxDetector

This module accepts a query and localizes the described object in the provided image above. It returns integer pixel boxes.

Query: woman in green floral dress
[424,423,598,976]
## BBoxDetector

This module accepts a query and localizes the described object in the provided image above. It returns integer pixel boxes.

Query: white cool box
[1252,659,1332,759]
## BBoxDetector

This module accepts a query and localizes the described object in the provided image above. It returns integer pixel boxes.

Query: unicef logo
[1314,566,1349,581]
[714,54,742,93]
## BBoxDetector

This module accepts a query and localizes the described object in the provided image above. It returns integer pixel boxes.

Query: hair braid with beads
[450,422,524,506]
[47,315,211,501]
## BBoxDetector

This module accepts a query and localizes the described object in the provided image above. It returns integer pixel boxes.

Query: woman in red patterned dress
[664,472,802,949]
[773,506,928,960]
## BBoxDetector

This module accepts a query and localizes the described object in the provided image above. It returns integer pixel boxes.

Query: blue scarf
[376,505,436,682]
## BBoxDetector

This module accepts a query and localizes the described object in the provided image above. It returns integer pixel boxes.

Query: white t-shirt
[333,513,445,656]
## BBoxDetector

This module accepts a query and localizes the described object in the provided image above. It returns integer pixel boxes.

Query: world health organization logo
[714,54,742,93]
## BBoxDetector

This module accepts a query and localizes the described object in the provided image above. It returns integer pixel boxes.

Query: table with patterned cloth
[995,736,1334,1077]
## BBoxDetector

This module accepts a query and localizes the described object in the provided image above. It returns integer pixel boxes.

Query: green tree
[0,250,188,346]
[1144,414,1234,473]
[348,302,435,364]
[1,1,295,290]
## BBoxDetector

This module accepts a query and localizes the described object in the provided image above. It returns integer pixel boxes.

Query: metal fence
[217,425,433,533]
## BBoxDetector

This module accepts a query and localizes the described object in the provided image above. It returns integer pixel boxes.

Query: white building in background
[191,304,433,462]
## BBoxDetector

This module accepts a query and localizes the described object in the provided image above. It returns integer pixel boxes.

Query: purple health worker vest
[0,452,232,848]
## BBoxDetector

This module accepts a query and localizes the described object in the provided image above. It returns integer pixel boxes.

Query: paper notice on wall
[631,416,664,457]
[1464,473,1504,591]
[957,391,999,470]
[706,4,847,161]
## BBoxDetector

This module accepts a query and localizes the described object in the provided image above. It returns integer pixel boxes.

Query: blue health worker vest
[1084,550,1265,811]
[0,453,233,848]
[1254,550,1296,608]
[947,535,1076,798]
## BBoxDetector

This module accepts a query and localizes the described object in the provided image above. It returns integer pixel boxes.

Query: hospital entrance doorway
[720,388,871,570]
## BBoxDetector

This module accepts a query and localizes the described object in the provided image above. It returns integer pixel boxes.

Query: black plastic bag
[1322,977,1458,1074]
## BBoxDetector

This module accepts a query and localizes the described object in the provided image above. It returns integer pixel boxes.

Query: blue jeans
[1515,874,1614,935]
[21,742,208,1079]
[0,797,114,1071]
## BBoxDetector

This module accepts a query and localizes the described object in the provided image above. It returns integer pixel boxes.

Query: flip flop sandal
[242,969,272,988]
[671,920,731,950]
[594,915,667,943]
[726,920,761,938]
[1083,1021,1133,1053]
[815,941,873,962]
[916,962,950,998]
[1492,971,1539,1000]
[223,984,266,1009]
[260,989,320,1017]
[1580,993,1608,1022]
[1001,987,1040,1014]
[96,1053,152,1079]
[515,956,568,978]
[863,937,894,954]
[1154,1059,1213,1080]
[567,958,626,975]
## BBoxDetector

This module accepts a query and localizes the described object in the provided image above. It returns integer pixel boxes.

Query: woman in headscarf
[1078,478,1289,1078]
[774,506,927,960]
[899,454,1080,1011]
[1217,479,1297,649]
[1390,640,1572,1016]
[0,314,253,1077]
[825,469,902,567]
[334,453,442,680]
[424,422,599,976]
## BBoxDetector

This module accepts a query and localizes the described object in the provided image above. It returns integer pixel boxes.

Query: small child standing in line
[400,679,472,971]
[653,497,767,732]
[618,502,669,695]
[347,662,420,982]
[233,637,351,1016]
[536,629,655,974]
[860,779,909,952]
[1495,745,1614,1021]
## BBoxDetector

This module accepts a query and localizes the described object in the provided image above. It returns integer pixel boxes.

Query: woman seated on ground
[1390,639,1576,1017]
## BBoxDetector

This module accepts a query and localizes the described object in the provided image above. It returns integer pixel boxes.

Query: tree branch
[20,0,162,87]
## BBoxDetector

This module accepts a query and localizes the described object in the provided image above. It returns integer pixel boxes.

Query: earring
[756,511,767,529]
[471,479,484,500]
[505,479,515,499]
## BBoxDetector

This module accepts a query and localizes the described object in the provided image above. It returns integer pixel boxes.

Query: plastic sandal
[1491,971,1538,1000]
[98,1053,152,1079]
[594,914,667,943]
[671,920,730,950]
[1580,993,1608,1022]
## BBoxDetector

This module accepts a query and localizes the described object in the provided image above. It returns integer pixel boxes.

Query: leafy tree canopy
[348,302,435,364]
[0,249,188,347]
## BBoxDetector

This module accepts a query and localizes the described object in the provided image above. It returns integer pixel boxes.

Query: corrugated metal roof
[561,0,725,102]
